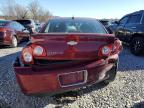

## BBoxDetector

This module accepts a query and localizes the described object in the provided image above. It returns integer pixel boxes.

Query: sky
[0,0,144,19]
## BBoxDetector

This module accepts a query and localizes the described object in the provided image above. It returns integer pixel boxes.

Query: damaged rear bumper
[13,54,119,95]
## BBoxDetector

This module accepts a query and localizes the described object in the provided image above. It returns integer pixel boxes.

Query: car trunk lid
[31,33,115,60]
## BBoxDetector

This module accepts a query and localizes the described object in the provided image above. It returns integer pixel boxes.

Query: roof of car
[0,20,13,25]
[49,17,97,21]
[124,10,144,17]
[14,19,33,21]
[99,20,109,22]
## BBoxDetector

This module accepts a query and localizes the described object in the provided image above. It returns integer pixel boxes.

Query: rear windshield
[44,19,106,34]
[14,20,31,25]
[0,20,8,27]
[100,21,110,26]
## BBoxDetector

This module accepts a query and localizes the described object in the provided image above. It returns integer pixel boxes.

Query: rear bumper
[13,54,118,95]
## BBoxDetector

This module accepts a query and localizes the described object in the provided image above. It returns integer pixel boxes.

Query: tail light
[101,46,111,56]
[98,39,122,58]
[98,45,112,57]
[21,46,34,64]
[112,39,122,53]
[23,52,32,62]
[21,45,46,64]
[33,45,46,56]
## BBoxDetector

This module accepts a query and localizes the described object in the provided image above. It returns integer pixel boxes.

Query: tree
[0,0,28,19]
[14,4,28,19]
[28,0,40,20]
[0,0,52,21]
[37,7,52,22]
[28,0,52,22]
[0,0,16,19]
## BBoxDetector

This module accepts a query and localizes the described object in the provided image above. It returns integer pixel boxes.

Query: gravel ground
[0,43,144,108]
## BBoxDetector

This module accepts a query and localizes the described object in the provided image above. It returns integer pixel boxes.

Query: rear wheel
[130,37,144,56]
[11,36,18,48]
[103,61,118,85]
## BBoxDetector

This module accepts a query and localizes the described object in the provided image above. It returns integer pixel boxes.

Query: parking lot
[0,43,143,108]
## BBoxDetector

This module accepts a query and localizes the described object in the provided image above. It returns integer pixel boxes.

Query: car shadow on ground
[50,82,108,106]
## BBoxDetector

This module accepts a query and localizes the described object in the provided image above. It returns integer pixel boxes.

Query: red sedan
[13,17,122,95]
[0,20,30,47]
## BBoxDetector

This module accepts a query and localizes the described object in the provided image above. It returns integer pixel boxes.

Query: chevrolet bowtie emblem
[67,41,78,46]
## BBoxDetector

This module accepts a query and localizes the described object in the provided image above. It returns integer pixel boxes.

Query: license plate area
[58,70,88,88]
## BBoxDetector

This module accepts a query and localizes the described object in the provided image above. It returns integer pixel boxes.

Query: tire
[130,37,144,56]
[103,61,118,85]
[11,36,18,48]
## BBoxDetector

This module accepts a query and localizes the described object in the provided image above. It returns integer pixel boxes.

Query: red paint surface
[14,32,122,95]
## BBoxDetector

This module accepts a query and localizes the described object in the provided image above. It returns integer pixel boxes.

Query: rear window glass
[44,19,106,34]
[0,20,8,27]
[100,21,110,26]
[15,20,31,25]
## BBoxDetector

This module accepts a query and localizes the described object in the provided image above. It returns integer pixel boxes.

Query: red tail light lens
[101,46,111,55]
[33,45,46,56]
[21,45,46,64]
[32,45,46,57]
[98,39,122,58]
[98,45,112,57]
[21,46,34,64]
